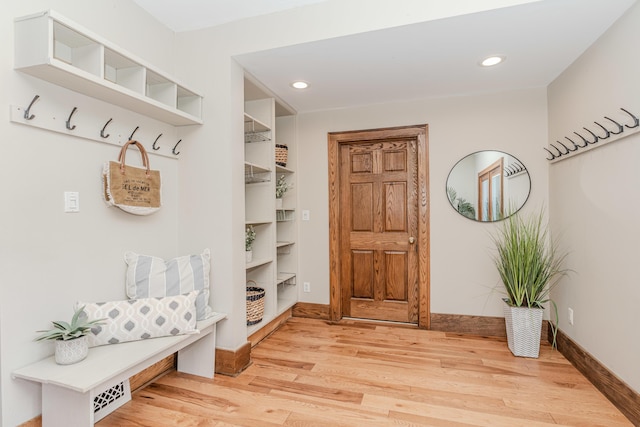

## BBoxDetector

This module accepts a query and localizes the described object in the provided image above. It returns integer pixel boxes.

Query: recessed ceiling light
[291,81,309,89]
[480,56,505,67]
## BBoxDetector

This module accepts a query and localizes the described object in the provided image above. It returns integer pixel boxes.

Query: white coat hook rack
[10,95,180,159]
[546,107,640,163]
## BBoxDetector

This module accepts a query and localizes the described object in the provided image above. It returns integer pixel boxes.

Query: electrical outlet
[302,210,310,221]
[303,282,311,293]
[568,307,574,325]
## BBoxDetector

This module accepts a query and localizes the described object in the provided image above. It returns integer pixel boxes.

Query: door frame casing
[328,125,430,328]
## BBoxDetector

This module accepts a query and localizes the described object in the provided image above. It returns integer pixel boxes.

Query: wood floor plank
[99,317,633,426]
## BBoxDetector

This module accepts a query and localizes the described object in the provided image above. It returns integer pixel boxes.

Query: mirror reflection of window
[446,151,530,222]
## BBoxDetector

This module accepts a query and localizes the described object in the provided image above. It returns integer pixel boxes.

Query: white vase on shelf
[246,250,253,263]
[275,198,283,209]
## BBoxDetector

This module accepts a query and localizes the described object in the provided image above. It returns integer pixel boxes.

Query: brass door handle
[409,236,415,244]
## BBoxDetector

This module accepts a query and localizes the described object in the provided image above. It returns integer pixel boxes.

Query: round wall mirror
[446,150,531,222]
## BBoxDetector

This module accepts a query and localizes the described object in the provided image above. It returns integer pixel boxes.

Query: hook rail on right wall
[546,107,639,163]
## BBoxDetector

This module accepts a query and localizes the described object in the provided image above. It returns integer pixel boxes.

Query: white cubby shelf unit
[14,10,203,126]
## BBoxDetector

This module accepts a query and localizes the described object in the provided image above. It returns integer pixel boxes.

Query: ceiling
[135,0,636,115]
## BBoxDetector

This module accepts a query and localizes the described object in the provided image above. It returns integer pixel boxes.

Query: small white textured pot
[55,336,89,365]
[275,198,283,209]
[503,300,543,358]
[245,250,253,263]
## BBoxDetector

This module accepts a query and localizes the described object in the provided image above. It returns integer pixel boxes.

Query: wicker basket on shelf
[246,281,265,326]
[275,144,288,167]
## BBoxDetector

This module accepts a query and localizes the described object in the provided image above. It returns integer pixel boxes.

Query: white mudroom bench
[13,312,226,427]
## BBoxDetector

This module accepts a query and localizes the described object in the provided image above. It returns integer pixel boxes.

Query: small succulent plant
[35,306,106,341]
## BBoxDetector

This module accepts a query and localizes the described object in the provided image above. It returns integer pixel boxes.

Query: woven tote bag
[103,140,161,215]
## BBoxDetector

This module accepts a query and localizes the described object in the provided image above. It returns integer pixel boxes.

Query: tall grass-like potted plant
[492,208,567,358]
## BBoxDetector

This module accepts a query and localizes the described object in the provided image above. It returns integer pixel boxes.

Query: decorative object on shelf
[35,306,106,365]
[275,144,288,167]
[103,140,162,215]
[245,225,256,263]
[246,281,266,326]
[491,207,569,357]
[275,174,290,200]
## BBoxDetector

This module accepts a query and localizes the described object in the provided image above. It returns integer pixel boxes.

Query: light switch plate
[64,191,80,213]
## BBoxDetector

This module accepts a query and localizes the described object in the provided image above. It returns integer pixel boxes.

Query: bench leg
[177,325,216,378]
[42,383,94,427]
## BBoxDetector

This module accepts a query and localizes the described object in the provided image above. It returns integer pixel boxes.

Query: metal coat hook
[100,118,112,138]
[580,128,599,144]
[555,141,571,155]
[65,107,77,130]
[549,143,564,157]
[593,121,611,139]
[24,95,40,120]
[172,139,182,155]
[152,134,162,151]
[504,161,526,177]
[562,137,580,151]
[129,126,139,140]
[620,108,639,129]
[543,147,557,160]
[604,116,624,135]
[569,133,588,148]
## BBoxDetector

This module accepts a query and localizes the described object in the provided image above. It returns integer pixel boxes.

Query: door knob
[409,236,415,244]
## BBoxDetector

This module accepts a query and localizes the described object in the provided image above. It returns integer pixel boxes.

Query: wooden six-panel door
[329,125,429,326]
[339,140,418,322]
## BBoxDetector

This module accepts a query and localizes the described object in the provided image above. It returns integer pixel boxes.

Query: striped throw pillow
[124,249,212,320]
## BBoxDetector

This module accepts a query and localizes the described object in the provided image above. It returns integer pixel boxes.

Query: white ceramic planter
[275,198,283,209]
[503,300,543,358]
[55,336,89,365]
[246,250,253,263]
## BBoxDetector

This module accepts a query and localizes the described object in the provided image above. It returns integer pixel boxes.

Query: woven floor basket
[503,301,543,358]
[246,285,265,326]
[275,144,288,167]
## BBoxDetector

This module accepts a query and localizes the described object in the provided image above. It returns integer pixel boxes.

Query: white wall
[0,2,182,425]
[296,88,549,315]
[548,2,640,393]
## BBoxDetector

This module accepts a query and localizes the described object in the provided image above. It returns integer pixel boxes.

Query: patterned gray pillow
[76,291,198,347]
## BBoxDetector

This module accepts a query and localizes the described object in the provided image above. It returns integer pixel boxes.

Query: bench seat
[13,312,226,426]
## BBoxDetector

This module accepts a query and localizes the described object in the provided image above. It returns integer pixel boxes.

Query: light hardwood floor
[98,318,631,426]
